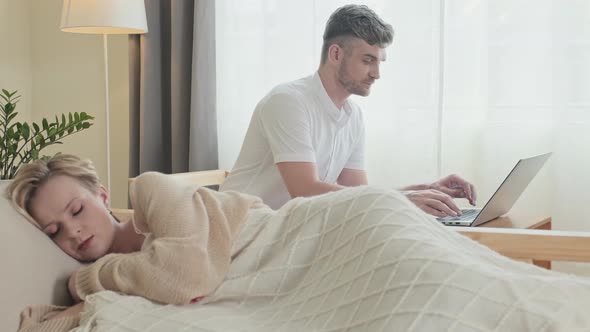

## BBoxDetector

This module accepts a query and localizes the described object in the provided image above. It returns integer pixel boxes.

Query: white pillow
[0,180,81,332]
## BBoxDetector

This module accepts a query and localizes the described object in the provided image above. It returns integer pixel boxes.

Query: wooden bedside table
[481,215,551,232]
[447,215,552,269]
[481,215,551,269]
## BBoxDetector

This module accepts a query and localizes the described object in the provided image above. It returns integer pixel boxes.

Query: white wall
[0,0,129,208]
[0,0,33,121]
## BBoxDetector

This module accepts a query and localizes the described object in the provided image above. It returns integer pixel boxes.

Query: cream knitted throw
[72,186,590,332]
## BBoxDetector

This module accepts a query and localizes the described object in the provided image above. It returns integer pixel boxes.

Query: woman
[8,153,266,331]
[9,154,590,332]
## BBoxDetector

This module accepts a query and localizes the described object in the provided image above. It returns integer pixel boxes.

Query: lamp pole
[103,34,111,205]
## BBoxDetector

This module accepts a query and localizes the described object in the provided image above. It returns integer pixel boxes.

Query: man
[220,4,476,216]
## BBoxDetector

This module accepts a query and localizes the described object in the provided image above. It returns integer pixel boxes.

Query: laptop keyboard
[438,209,479,221]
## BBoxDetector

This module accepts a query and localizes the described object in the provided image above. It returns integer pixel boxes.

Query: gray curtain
[129,0,217,177]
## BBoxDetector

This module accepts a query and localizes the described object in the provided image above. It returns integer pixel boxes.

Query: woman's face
[28,175,116,262]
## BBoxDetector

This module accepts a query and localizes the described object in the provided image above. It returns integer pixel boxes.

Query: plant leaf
[0,90,95,178]
[21,123,30,140]
[5,103,14,115]
[7,112,18,122]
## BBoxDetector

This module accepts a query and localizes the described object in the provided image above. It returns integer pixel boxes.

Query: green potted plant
[0,89,94,179]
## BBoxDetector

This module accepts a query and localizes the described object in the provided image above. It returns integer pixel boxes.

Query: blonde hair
[5,154,101,227]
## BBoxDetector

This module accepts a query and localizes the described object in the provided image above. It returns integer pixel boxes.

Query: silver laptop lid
[470,152,552,226]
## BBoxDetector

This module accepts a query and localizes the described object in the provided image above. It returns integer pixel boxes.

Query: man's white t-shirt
[220,72,365,209]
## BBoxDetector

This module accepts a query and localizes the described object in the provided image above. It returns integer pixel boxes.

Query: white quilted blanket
[74,187,590,332]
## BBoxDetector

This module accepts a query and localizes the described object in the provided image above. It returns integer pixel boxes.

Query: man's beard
[337,61,371,97]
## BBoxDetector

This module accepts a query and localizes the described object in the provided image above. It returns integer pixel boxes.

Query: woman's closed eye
[47,225,61,239]
[73,205,84,217]
[45,205,83,238]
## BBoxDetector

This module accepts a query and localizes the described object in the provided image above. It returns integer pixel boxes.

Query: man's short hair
[321,4,394,64]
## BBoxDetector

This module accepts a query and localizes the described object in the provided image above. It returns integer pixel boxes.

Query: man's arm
[399,183,430,191]
[277,161,472,218]
[277,162,347,198]
[337,168,368,187]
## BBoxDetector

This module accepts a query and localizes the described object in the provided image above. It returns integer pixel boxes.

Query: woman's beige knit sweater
[18,171,265,331]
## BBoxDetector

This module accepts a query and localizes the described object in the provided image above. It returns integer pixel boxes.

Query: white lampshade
[61,0,148,34]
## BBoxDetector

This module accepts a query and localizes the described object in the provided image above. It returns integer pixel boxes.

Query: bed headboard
[0,181,81,332]
[128,169,229,188]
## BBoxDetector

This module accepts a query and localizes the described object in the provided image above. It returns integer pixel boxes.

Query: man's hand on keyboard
[402,189,462,218]
[430,174,477,206]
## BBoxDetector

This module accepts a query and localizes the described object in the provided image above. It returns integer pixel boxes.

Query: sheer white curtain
[443,0,590,227]
[442,0,590,273]
[216,1,590,261]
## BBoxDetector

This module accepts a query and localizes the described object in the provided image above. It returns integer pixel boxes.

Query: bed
[3,172,590,331]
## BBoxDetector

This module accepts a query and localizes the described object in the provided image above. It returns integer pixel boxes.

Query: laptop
[437,152,552,227]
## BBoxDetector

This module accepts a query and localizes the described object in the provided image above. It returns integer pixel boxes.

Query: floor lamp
[60,0,148,203]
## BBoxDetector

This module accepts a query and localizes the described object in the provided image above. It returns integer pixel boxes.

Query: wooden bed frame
[114,170,590,267]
